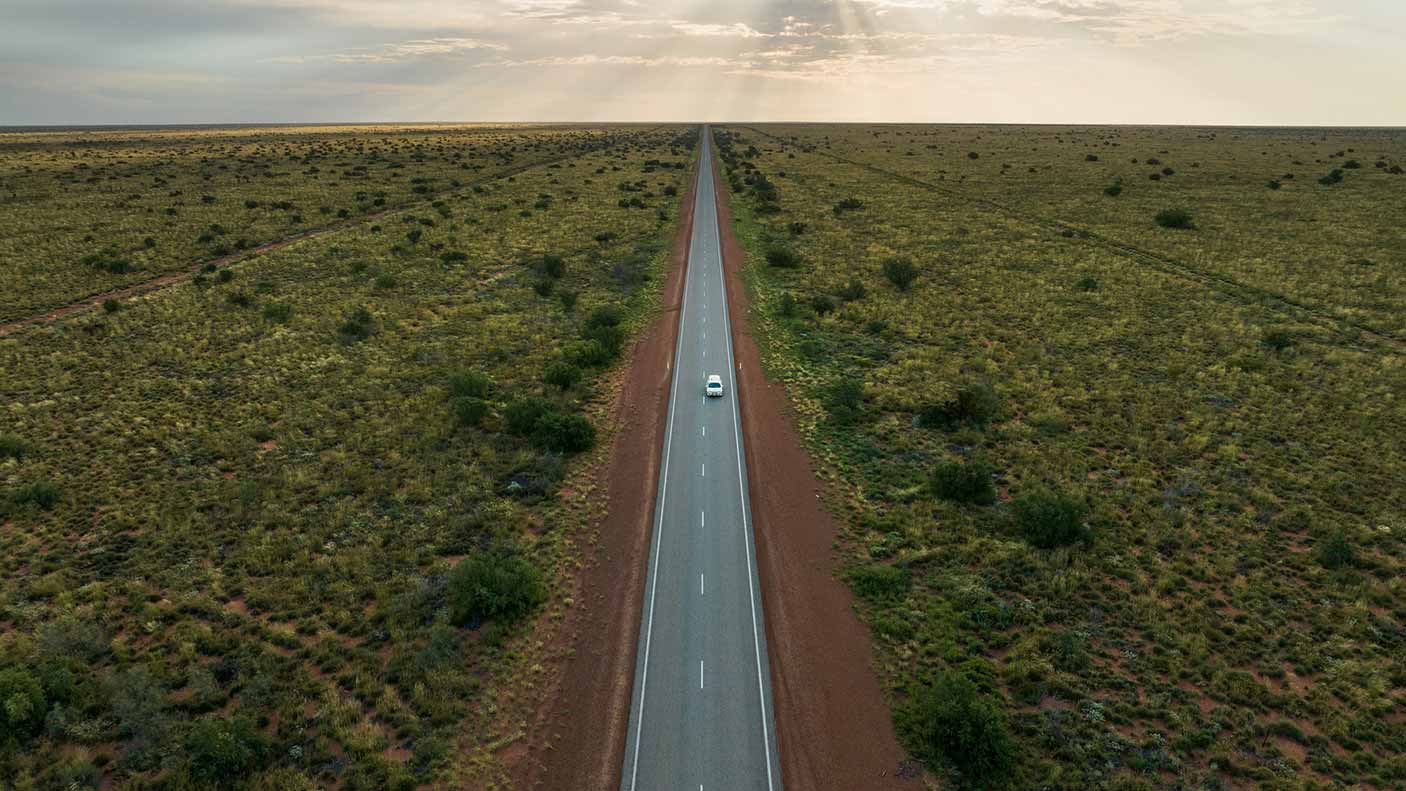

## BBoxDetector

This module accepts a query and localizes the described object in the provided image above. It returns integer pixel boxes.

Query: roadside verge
[712,139,915,790]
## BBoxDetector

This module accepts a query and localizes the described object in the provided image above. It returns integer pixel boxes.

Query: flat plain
[717,124,1404,790]
[0,123,695,789]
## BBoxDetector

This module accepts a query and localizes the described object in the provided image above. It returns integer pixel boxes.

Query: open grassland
[0,124,650,323]
[716,125,1404,790]
[0,124,696,789]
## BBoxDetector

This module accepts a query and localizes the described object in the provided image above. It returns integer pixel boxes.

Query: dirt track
[712,148,914,790]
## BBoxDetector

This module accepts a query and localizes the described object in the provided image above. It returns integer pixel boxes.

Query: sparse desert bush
[919,382,1000,429]
[262,302,293,323]
[882,256,918,291]
[543,360,583,391]
[1013,489,1089,548]
[1319,169,1344,185]
[764,245,802,269]
[1262,329,1295,351]
[905,670,1014,786]
[447,552,546,627]
[931,457,997,505]
[102,298,122,313]
[849,563,910,601]
[0,434,28,461]
[1103,182,1123,197]
[1075,276,1099,291]
[504,396,555,436]
[0,666,47,740]
[1155,209,1194,229]
[833,197,864,215]
[185,717,268,783]
[532,411,596,453]
[337,306,374,341]
[837,278,867,302]
[811,294,837,316]
[453,397,489,427]
[823,379,865,423]
[449,370,493,400]
[1316,530,1356,569]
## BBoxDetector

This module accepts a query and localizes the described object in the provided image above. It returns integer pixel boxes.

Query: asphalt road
[620,128,783,791]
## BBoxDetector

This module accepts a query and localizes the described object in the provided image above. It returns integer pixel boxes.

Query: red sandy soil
[508,154,699,791]
[712,147,915,789]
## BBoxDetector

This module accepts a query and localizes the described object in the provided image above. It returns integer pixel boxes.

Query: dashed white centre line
[701,463,706,477]
[700,660,704,689]
[701,510,706,528]
[701,574,705,595]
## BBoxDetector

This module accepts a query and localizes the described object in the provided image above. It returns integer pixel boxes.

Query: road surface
[620,127,784,791]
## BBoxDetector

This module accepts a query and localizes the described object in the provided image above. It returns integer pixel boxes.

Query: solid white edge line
[713,130,779,791]
[626,132,699,791]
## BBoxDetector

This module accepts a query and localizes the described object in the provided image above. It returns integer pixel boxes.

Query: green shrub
[1266,179,1282,190]
[1316,530,1356,569]
[849,563,910,601]
[823,379,865,423]
[557,289,579,312]
[441,250,469,264]
[1155,209,1194,229]
[811,294,837,316]
[833,197,864,215]
[532,412,596,454]
[7,481,60,513]
[338,306,375,342]
[185,717,268,783]
[1013,490,1089,548]
[764,245,802,269]
[837,279,867,302]
[0,667,47,740]
[504,397,555,436]
[262,302,293,323]
[883,257,918,291]
[585,304,624,331]
[453,397,489,428]
[564,339,614,368]
[102,298,122,314]
[447,553,546,626]
[931,458,996,505]
[1103,182,1123,197]
[1262,329,1295,351]
[1075,276,1099,291]
[448,370,493,399]
[1318,169,1344,186]
[776,293,798,318]
[920,382,1000,429]
[539,254,566,279]
[0,435,29,461]
[374,272,398,290]
[906,670,1014,786]
[543,361,583,391]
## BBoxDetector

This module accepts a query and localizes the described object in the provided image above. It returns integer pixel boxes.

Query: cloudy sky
[3,0,1403,125]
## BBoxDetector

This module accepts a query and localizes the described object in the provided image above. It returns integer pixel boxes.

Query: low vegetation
[0,123,695,788]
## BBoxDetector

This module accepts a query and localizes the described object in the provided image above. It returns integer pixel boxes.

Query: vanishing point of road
[619,127,784,791]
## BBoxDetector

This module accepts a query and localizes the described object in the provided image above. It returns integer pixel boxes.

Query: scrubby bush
[1075,276,1099,291]
[543,361,583,391]
[1316,530,1356,569]
[558,289,579,311]
[453,397,489,428]
[449,370,493,399]
[1262,329,1295,351]
[337,306,374,342]
[102,298,121,314]
[823,379,865,423]
[931,458,996,505]
[1013,489,1089,548]
[837,279,867,302]
[1266,179,1282,190]
[849,563,910,601]
[262,302,293,323]
[447,553,546,626]
[532,412,596,453]
[883,257,918,291]
[6,481,60,512]
[0,434,28,461]
[504,396,555,436]
[764,245,802,269]
[1318,169,1344,186]
[833,197,864,215]
[185,717,268,783]
[1155,209,1194,229]
[906,670,1014,785]
[375,272,398,290]
[0,667,47,740]
[1103,182,1123,197]
[920,382,1000,429]
[533,279,555,297]
[811,294,837,316]
[564,339,613,368]
[441,250,469,264]
[539,254,566,279]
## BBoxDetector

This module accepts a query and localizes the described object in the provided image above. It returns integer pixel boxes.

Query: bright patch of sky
[2,0,1402,124]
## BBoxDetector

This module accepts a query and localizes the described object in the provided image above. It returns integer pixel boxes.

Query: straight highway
[619,127,783,791]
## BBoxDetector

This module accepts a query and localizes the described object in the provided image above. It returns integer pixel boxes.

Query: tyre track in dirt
[0,129,661,338]
[712,136,915,790]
